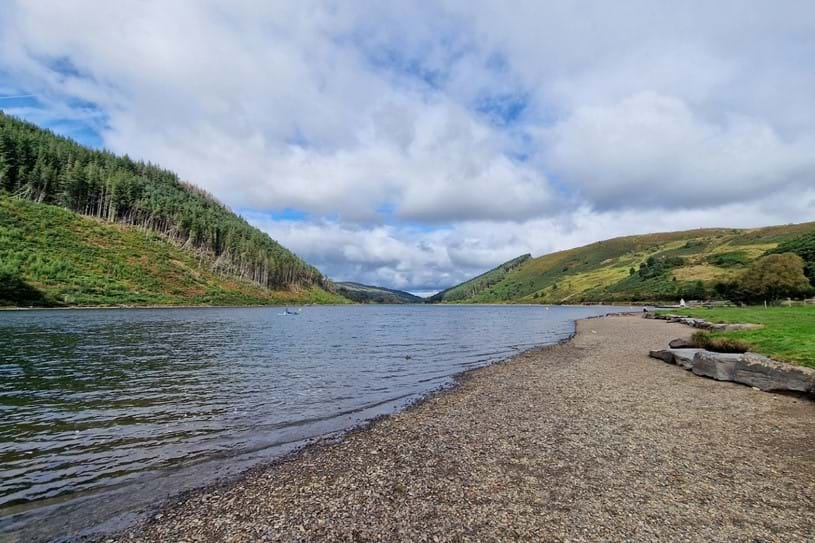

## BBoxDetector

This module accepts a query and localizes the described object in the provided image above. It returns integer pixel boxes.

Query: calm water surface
[0,304,625,540]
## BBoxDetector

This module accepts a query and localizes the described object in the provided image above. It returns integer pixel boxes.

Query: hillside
[428,224,815,304]
[0,197,347,306]
[0,112,346,306]
[426,254,531,303]
[335,282,423,304]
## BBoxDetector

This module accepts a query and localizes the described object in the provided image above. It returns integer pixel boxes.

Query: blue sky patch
[0,88,107,149]
[475,92,528,127]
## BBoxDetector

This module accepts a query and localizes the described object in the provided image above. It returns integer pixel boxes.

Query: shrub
[679,280,706,301]
[638,255,685,279]
[707,251,749,268]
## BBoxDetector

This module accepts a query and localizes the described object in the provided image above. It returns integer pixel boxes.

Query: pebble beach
[110,315,815,542]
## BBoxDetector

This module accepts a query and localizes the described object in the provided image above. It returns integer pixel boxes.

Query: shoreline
[3,308,604,542]
[102,314,815,542]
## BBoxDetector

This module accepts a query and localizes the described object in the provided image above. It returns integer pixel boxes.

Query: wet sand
[110,315,815,542]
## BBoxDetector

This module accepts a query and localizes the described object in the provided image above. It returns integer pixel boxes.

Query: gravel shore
[111,315,815,542]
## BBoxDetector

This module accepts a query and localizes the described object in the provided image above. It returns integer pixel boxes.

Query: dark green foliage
[680,280,707,300]
[637,255,685,279]
[713,281,738,300]
[427,254,531,303]
[595,270,680,301]
[0,112,329,293]
[0,271,52,306]
[768,232,815,286]
[707,251,750,268]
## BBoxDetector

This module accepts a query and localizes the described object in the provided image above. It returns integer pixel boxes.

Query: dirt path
[113,315,815,542]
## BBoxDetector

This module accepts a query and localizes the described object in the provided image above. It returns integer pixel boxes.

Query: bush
[638,255,685,279]
[679,280,706,301]
[707,251,749,268]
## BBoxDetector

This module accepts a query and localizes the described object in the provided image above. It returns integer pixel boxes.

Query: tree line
[0,112,330,292]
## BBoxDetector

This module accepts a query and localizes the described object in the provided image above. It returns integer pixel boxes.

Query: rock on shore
[650,348,815,395]
[644,312,763,331]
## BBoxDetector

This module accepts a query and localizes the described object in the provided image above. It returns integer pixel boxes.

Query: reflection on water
[0,304,622,540]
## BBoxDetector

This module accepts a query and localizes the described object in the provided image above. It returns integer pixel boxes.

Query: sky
[1,1,814,295]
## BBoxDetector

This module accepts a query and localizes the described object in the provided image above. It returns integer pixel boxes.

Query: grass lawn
[666,306,815,369]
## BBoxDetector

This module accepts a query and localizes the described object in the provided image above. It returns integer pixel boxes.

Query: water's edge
[91,312,635,542]
[0,309,636,542]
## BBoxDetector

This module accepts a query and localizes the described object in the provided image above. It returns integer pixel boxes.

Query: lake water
[0,304,626,541]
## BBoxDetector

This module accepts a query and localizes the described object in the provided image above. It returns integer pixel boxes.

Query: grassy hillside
[429,224,815,304]
[0,197,347,307]
[427,254,531,303]
[335,282,423,304]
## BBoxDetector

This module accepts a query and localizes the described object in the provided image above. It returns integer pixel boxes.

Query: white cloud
[1,0,814,292]
[247,187,815,293]
[542,92,815,209]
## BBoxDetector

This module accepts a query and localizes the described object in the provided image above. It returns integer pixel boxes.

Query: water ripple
[0,304,620,537]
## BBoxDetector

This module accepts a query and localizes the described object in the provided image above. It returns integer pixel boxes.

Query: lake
[0,304,627,540]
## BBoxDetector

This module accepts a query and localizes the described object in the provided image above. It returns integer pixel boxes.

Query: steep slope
[426,254,531,303]
[335,282,424,304]
[428,224,815,304]
[0,197,346,306]
[0,112,346,306]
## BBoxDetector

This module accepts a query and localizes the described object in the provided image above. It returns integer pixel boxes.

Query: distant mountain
[426,225,815,304]
[426,254,532,303]
[335,282,424,304]
[0,112,347,306]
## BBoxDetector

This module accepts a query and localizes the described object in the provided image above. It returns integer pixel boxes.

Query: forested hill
[335,282,424,304]
[0,111,338,304]
[427,224,815,304]
[427,254,532,303]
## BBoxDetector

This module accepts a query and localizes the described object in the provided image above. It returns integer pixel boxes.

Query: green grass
[0,197,348,307]
[666,306,815,368]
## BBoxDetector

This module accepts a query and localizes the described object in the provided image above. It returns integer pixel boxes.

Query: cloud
[1,1,814,292]
[247,186,815,293]
[0,1,553,223]
[542,92,815,210]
